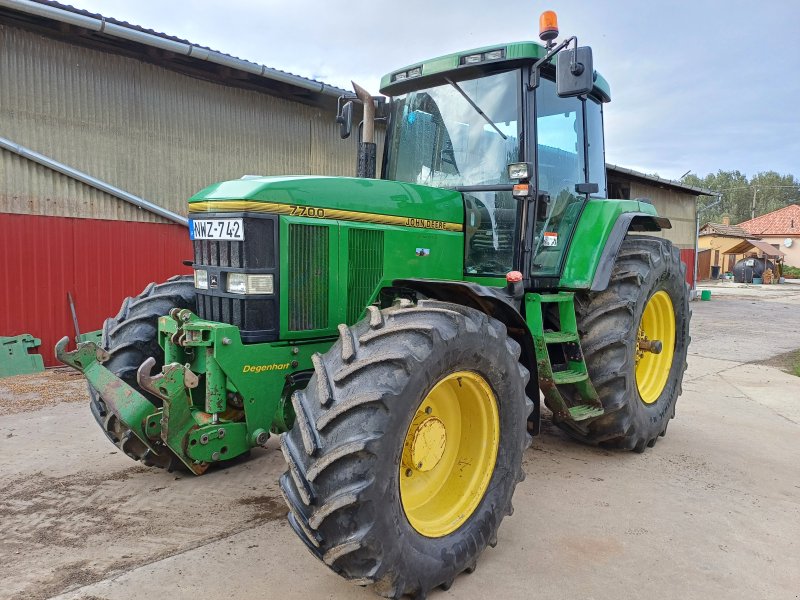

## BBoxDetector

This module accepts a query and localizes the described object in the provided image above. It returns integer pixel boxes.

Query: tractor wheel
[279,300,532,598]
[89,275,196,470]
[557,235,690,451]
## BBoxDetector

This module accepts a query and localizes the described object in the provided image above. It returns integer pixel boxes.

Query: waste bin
[711,265,721,279]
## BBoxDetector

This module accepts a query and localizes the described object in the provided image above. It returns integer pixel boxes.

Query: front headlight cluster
[226,273,274,295]
[194,269,273,294]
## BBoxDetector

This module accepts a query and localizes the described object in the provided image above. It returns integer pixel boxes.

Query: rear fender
[590,213,672,292]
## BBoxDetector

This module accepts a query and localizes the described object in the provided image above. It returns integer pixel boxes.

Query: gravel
[0,369,88,416]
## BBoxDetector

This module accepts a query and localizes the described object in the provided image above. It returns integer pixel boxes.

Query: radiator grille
[192,215,278,343]
[288,224,329,331]
[347,229,384,323]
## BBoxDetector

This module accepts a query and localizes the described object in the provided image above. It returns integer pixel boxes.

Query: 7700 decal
[289,205,326,218]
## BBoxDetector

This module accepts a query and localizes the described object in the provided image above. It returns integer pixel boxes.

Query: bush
[783,265,800,278]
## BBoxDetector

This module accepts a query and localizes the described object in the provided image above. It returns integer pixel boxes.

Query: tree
[683,170,800,225]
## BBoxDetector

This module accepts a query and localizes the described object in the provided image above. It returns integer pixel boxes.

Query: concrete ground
[1,287,799,600]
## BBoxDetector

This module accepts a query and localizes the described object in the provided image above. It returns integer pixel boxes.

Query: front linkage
[57,308,327,474]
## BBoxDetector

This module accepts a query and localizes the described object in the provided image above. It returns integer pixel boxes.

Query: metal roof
[607,164,720,197]
[724,239,785,258]
[0,0,349,99]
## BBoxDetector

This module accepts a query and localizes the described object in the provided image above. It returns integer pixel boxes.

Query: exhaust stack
[352,81,376,178]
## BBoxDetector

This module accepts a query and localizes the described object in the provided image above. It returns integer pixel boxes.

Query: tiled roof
[738,204,800,236]
[699,222,750,238]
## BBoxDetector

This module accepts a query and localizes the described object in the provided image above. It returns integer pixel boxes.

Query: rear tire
[279,300,532,598]
[89,275,196,470]
[556,236,690,451]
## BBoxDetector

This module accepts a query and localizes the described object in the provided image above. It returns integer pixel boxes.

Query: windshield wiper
[445,77,507,140]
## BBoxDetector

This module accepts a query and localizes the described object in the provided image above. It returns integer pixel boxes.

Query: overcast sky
[67,0,800,180]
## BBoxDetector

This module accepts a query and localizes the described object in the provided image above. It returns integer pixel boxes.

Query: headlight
[194,269,208,290]
[226,273,274,295]
[508,162,533,180]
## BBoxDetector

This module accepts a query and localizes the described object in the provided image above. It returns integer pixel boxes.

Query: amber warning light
[539,10,559,43]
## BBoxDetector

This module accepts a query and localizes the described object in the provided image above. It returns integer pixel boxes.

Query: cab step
[569,404,605,421]
[525,292,604,424]
[544,331,579,344]
[552,368,588,385]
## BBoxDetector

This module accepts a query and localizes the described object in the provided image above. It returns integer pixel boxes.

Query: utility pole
[751,187,758,220]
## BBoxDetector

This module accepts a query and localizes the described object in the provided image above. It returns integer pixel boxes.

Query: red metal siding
[680,248,696,289]
[0,214,192,366]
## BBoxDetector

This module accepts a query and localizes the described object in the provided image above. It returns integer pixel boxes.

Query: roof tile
[738,204,800,236]
[699,223,750,238]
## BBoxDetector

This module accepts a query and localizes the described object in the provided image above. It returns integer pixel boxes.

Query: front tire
[557,236,690,451]
[279,300,531,598]
[89,275,196,469]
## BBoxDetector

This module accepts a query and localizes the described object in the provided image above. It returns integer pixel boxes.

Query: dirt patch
[236,495,286,522]
[0,461,286,600]
[751,348,800,376]
[0,369,88,415]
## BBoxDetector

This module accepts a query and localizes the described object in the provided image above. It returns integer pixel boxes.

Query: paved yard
[1,286,799,600]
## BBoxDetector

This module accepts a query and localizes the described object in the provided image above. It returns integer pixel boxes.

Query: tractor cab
[377,15,610,284]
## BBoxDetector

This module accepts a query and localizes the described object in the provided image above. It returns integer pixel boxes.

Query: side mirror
[556,46,594,97]
[336,101,353,139]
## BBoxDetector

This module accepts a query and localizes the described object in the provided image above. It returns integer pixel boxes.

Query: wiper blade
[445,77,507,140]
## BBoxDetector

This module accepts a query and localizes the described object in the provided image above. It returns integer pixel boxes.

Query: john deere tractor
[58,11,689,599]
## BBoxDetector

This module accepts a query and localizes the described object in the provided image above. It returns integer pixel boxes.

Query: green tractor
[58,12,689,599]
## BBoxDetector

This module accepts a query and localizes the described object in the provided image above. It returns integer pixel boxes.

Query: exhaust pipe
[352,81,376,179]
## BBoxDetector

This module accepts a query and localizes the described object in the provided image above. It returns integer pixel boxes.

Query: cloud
[64,0,800,179]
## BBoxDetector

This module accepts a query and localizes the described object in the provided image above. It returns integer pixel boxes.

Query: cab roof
[379,41,610,102]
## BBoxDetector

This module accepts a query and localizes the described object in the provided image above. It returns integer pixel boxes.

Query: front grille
[288,223,329,331]
[347,229,384,322]
[192,214,279,343]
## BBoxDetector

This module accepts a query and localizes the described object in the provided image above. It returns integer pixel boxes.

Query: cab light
[194,269,208,290]
[463,53,482,64]
[407,67,422,78]
[539,10,559,42]
[508,162,532,180]
[512,184,531,198]
[485,49,504,60]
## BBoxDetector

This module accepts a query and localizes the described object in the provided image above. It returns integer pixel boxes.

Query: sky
[66,0,800,181]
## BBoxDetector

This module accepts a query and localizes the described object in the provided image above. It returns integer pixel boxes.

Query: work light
[226,273,274,295]
[194,269,208,290]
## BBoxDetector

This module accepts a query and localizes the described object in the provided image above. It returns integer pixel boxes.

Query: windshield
[384,70,521,188]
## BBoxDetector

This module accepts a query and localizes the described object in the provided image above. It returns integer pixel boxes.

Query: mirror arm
[527,35,577,91]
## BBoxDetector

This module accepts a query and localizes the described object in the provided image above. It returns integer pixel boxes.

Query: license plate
[190,219,245,241]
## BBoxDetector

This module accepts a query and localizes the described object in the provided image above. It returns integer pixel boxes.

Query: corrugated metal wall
[0,24,373,222]
[626,183,697,287]
[629,182,697,250]
[0,213,192,365]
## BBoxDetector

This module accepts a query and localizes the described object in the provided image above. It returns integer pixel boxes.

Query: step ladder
[525,292,604,422]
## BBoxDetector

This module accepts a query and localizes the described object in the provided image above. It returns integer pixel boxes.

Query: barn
[1,0,711,366]
[0,0,362,364]
[607,164,718,290]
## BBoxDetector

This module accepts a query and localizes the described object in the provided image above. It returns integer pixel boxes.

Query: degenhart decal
[242,363,291,373]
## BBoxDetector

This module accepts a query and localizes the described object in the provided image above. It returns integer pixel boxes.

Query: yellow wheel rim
[399,371,499,538]
[635,290,676,404]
